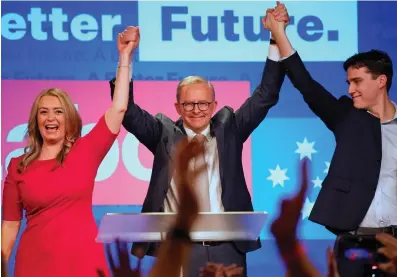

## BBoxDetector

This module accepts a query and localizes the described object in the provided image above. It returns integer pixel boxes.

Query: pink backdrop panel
[1,80,252,205]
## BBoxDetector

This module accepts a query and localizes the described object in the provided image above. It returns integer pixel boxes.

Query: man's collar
[367,101,397,124]
[392,101,397,120]
[382,101,397,124]
[184,124,212,141]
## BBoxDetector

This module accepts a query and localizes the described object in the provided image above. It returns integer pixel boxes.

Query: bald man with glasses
[110,26,287,277]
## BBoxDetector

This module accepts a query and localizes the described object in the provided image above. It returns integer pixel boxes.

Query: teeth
[45,125,58,130]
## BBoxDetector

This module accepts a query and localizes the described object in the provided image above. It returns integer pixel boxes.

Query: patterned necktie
[192,134,211,212]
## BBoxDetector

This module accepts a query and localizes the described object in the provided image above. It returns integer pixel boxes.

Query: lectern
[96,212,267,243]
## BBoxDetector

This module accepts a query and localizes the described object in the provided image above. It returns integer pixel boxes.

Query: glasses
[180,101,213,112]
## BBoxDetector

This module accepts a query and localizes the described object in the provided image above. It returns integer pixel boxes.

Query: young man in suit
[110,17,289,277]
[265,3,396,277]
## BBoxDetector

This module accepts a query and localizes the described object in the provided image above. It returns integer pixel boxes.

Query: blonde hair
[176,76,215,102]
[18,88,82,173]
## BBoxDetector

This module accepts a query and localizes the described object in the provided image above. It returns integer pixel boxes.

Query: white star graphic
[301,198,315,220]
[295,137,317,160]
[324,162,330,174]
[312,176,323,188]
[267,165,290,187]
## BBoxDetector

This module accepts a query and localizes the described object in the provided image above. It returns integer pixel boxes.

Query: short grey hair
[176,76,215,102]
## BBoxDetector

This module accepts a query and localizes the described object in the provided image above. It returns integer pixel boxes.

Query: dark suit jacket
[110,58,286,256]
[282,52,382,233]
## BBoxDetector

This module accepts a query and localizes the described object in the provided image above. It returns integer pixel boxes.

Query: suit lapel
[163,117,226,184]
[163,118,186,162]
[371,116,382,156]
[365,111,382,158]
[212,120,225,185]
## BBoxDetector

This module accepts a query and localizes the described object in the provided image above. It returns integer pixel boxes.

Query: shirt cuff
[280,49,297,61]
[268,44,281,62]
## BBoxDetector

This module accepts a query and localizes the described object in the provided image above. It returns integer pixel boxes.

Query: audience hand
[222,263,244,277]
[200,263,224,277]
[200,263,244,277]
[1,252,9,277]
[98,240,143,277]
[271,159,308,251]
[326,247,340,277]
[376,233,397,274]
[172,137,205,230]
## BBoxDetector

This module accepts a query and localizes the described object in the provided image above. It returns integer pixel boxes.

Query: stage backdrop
[2,1,397,276]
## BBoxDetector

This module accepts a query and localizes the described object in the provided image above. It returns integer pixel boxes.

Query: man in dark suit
[109,20,288,277]
[265,4,397,277]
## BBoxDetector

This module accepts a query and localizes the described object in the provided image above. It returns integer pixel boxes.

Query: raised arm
[271,159,323,277]
[109,80,162,154]
[109,27,162,154]
[1,159,22,263]
[268,3,347,131]
[234,7,289,142]
[234,53,285,142]
[104,27,138,135]
[82,27,158,164]
[149,138,203,277]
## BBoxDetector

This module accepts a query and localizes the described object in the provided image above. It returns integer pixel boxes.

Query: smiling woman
[1,26,138,277]
[18,88,82,172]
[2,88,119,277]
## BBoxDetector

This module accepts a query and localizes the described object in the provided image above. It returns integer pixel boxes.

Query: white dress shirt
[360,102,397,227]
[164,125,224,213]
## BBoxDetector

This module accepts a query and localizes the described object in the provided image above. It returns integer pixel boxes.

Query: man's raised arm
[268,3,346,131]
[234,6,289,142]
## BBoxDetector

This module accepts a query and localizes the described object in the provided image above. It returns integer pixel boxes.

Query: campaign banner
[139,1,358,62]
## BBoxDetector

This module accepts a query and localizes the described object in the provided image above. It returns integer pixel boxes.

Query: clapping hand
[200,263,244,277]
[98,240,144,277]
[376,233,397,274]
[270,159,309,251]
[172,137,206,230]
[326,247,340,277]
